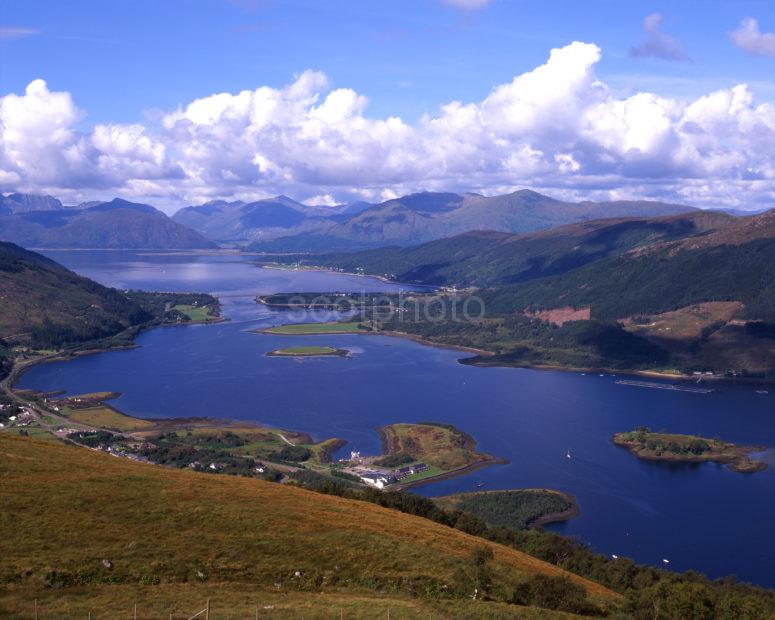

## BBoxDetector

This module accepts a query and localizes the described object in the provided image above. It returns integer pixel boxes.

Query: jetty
[615,379,713,394]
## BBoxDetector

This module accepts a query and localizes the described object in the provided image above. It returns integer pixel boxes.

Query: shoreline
[257,262,411,287]
[459,354,775,387]
[393,456,508,490]
[529,491,581,529]
[5,310,227,393]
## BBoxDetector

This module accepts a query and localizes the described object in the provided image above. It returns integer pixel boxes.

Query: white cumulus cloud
[1,43,774,211]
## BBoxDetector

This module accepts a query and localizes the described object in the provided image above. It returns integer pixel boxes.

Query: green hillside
[0,242,219,377]
[291,208,775,378]
[299,211,729,286]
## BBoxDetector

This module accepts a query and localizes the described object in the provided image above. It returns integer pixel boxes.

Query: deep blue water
[20,250,775,587]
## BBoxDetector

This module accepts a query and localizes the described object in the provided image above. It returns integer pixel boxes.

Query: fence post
[205,599,210,620]
[33,599,38,620]
[133,603,137,620]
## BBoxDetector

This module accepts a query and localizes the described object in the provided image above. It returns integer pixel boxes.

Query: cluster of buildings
[341,450,431,488]
[351,462,430,489]
[0,407,35,429]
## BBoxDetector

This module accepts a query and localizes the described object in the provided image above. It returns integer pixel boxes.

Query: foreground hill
[249,190,696,250]
[0,435,618,617]
[0,198,215,249]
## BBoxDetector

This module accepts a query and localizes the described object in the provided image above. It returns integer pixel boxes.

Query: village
[338,450,429,489]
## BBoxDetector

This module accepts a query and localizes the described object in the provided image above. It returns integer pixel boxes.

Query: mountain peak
[1,193,64,213]
[88,198,159,214]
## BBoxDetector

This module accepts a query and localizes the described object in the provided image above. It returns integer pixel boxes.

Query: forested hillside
[0,243,218,377]
[303,211,730,287]
[281,208,775,378]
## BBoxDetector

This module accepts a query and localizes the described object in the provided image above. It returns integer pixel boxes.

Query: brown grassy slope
[0,583,583,619]
[672,208,775,250]
[379,423,496,470]
[0,435,619,616]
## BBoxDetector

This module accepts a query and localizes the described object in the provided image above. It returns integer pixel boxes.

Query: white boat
[662,558,670,564]
[756,390,768,394]
[612,554,619,560]
[566,450,572,459]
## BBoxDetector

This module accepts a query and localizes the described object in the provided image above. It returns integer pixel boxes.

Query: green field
[174,304,218,322]
[63,405,156,432]
[268,345,348,357]
[260,321,368,335]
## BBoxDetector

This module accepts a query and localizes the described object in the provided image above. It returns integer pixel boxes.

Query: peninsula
[336,422,505,488]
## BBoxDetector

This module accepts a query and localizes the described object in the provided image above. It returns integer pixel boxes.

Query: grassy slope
[0,435,618,617]
[380,423,496,471]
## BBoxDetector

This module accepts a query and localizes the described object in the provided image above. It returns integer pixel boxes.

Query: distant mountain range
[170,189,697,250]
[0,196,214,249]
[0,189,701,251]
[172,195,346,244]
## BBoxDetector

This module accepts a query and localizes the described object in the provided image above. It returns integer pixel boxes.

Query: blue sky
[3,0,774,124]
[1,0,774,210]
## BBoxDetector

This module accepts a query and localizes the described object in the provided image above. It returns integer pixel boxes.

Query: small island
[433,489,579,530]
[256,321,371,335]
[267,346,349,358]
[613,427,768,473]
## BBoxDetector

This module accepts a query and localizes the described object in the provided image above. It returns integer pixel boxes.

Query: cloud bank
[1,42,774,211]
